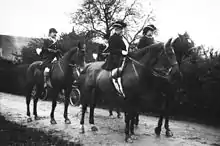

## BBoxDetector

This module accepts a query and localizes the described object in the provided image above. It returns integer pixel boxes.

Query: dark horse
[79,33,194,142]
[133,33,195,127]
[25,42,84,124]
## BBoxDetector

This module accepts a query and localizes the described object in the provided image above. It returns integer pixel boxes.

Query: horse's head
[70,42,86,67]
[163,38,181,80]
[164,33,195,84]
[171,32,195,65]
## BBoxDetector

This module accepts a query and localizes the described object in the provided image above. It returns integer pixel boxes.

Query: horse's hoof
[80,126,85,134]
[155,127,161,136]
[80,129,85,134]
[166,130,173,137]
[65,119,71,124]
[50,119,57,125]
[91,125,98,132]
[125,136,133,143]
[130,134,138,140]
[27,117,32,123]
[34,116,40,120]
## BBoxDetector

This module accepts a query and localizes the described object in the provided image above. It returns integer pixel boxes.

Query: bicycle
[31,82,80,106]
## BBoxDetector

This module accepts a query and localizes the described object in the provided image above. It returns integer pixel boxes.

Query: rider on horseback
[41,28,62,88]
[104,20,129,98]
[137,24,157,49]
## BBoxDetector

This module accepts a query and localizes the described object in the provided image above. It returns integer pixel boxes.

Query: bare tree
[71,0,155,45]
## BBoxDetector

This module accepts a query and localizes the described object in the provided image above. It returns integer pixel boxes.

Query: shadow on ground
[0,114,81,146]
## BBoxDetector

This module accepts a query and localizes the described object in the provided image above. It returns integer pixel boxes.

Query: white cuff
[36,48,42,55]
[122,50,128,55]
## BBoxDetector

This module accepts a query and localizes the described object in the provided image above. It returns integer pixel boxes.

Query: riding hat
[49,28,58,34]
[112,20,127,29]
[143,24,157,34]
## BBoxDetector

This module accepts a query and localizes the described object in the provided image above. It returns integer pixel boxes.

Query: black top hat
[143,24,157,34]
[112,20,127,29]
[49,28,58,34]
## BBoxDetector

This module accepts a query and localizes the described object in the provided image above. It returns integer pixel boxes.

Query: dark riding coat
[104,33,127,70]
[41,38,62,68]
[137,36,155,49]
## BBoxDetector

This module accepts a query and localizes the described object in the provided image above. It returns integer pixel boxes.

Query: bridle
[128,40,180,80]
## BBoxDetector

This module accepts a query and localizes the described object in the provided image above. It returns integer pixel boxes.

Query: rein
[55,47,80,75]
[127,56,144,66]
[128,43,178,80]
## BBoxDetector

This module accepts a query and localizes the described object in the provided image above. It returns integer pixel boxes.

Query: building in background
[0,34,31,60]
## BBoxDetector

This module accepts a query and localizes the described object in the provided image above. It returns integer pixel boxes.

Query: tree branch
[129,17,148,45]
[122,0,137,21]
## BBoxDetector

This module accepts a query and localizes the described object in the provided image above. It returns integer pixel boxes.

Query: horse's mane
[129,42,164,60]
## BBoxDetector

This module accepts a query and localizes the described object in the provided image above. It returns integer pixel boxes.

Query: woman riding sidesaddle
[103,20,129,98]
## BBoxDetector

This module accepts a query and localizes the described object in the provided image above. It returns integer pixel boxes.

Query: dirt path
[0,92,220,146]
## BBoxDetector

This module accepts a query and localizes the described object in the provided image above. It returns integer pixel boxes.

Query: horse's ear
[183,31,189,37]
[77,41,81,49]
[165,38,172,47]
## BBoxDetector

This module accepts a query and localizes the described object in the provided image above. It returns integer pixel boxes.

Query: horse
[79,33,194,142]
[133,32,195,127]
[25,42,85,124]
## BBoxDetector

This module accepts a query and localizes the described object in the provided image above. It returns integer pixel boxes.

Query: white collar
[48,37,57,43]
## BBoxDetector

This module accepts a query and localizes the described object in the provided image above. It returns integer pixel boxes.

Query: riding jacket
[137,36,155,49]
[108,33,128,55]
[41,37,61,59]
[103,33,129,70]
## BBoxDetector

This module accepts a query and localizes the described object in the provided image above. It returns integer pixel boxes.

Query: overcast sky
[0,0,220,49]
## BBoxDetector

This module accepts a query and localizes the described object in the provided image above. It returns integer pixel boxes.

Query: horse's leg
[164,99,173,137]
[130,112,138,140]
[33,85,40,120]
[89,88,98,131]
[134,113,139,127]
[155,115,163,136]
[80,103,87,133]
[109,109,113,117]
[155,98,166,136]
[117,108,121,118]
[26,84,33,122]
[124,112,133,143]
[50,89,58,124]
[64,87,71,124]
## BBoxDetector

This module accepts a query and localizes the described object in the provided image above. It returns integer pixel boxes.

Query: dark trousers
[41,54,57,69]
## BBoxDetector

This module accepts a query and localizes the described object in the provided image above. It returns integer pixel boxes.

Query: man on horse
[137,24,157,49]
[103,20,129,98]
[41,28,62,88]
